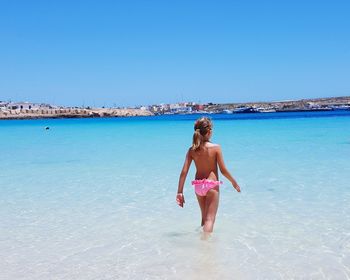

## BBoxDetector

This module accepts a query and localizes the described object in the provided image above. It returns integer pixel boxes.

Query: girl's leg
[203,187,219,232]
[196,194,207,226]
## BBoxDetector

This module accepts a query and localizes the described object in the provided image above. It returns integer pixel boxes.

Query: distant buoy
[45,126,50,130]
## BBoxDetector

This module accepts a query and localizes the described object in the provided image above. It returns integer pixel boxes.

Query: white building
[169,103,192,113]
[0,101,8,109]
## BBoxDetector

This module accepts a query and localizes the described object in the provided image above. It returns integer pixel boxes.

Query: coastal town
[0,95,349,120]
[148,95,350,115]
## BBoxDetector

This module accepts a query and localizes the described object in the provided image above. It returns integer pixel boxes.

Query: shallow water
[1,112,350,279]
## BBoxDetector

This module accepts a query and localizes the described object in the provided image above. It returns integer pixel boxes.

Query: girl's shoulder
[205,142,220,148]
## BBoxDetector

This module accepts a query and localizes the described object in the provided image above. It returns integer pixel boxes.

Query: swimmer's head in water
[192,117,213,151]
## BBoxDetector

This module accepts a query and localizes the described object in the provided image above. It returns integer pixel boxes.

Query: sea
[1,111,349,280]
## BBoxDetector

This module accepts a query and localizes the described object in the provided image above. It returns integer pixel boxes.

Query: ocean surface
[1,111,350,280]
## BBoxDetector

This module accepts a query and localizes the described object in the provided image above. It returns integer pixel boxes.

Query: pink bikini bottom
[191,179,223,196]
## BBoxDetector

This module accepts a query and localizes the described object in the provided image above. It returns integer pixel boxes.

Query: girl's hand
[233,183,241,192]
[176,193,185,207]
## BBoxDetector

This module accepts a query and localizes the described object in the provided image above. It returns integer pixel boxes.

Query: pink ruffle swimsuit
[191,179,223,196]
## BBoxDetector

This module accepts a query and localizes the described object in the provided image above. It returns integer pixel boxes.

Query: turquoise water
[1,112,350,279]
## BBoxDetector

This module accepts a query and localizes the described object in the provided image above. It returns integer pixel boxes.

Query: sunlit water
[1,111,350,279]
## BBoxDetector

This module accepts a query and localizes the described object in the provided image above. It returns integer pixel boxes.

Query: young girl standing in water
[176,117,241,233]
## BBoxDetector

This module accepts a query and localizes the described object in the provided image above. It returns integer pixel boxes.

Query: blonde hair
[191,117,213,151]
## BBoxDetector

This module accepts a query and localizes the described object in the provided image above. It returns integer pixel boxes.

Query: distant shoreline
[1,95,349,120]
[1,107,350,121]
[0,108,153,120]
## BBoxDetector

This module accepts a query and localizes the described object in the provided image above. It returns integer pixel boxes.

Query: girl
[176,117,241,233]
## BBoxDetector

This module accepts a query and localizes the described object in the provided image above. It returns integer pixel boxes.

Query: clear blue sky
[1,0,349,107]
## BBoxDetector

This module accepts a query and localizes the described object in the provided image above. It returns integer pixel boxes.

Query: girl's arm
[216,146,241,192]
[176,149,193,207]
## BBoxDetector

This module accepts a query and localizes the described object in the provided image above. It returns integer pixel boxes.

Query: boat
[330,105,350,110]
[233,107,259,113]
[257,107,276,113]
[221,109,233,114]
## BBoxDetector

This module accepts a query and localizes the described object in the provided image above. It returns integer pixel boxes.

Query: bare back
[189,142,220,181]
